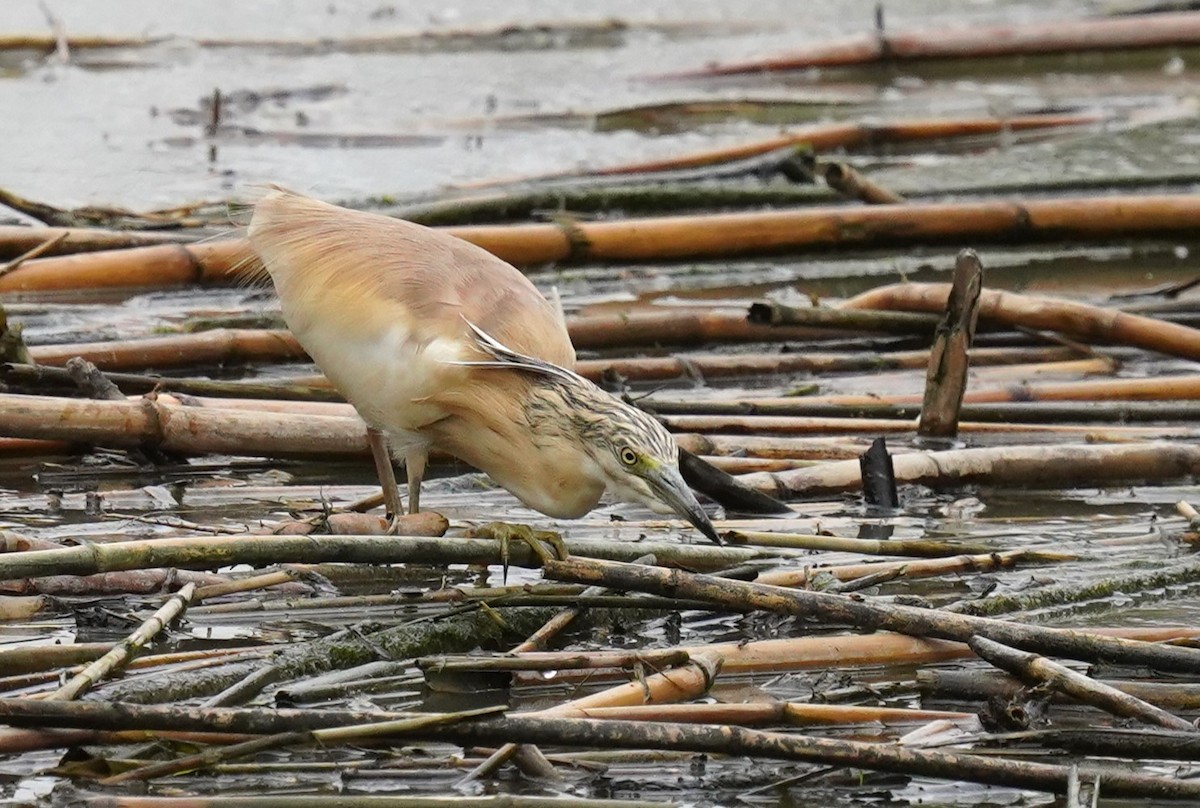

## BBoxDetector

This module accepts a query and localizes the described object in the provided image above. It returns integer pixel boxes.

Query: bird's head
[582,399,722,545]
[459,321,721,545]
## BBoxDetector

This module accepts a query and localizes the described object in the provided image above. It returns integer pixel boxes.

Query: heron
[247,190,720,550]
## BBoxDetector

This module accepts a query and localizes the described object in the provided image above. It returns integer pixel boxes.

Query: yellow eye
[619,448,638,466]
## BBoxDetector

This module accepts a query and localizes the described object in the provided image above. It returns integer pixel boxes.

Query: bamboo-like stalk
[0,225,197,260]
[418,649,691,674]
[6,700,1200,799]
[496,114,1099,179]
[391,180,838,227]
[846,282,1200,362]
[1,362,339,402]
[660,400,1200,425]
[22,313,823,370]
[575,701,971,725]
[101,705,507,784]
[575,345,1084,383]
[727,529,991,557]
[664,11,1200,76]
[542,556,1200,673]
[968,636,1197,732]
[83,796,667,808]
[746,301,939,333]
[737,442,1200,498]
[445,195,1200,265]
[48,583,197,701]
[0,532,794,582]
[11,343,1084,389]
[26,329,307,370]
[676,433,873,461]
[508,625,1200,683]
[665,413,1198,438]
[0,567,231,597]
[654,374,1200,410]
[0,240,249,293]
[10,194,1200,290]
[755,549,1074,588]
[0,392,369,458]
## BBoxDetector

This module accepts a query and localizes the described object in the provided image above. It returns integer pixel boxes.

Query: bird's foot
[466,522,567,580]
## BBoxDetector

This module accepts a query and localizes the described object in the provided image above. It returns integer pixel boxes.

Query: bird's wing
[444,321,583,384]
[249,191,577,369]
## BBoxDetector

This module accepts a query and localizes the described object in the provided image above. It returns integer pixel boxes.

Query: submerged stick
[968,636,1197,732]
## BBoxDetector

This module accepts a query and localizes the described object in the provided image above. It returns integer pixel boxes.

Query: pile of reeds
[6,6,1200,805]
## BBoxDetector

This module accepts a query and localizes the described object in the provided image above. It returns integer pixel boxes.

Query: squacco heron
[247,190,720,545]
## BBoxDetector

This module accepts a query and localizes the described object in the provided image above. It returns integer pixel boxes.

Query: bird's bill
[652,467,722,546]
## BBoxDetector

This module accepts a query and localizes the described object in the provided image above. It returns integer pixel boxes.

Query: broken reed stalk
[845,281,1200,362]
[460,653,722,782]
[822,161,906,204]
[667,11,1200,76]
[918,249,983,437]
[5,700,1200,799]
[542,556,1200,673]
[919,669,1200,711]
[967,636,1197,732]
[746,301,939,333]
[737,442,1200,499]
[48,583,196,701]
[8,195,1200,292]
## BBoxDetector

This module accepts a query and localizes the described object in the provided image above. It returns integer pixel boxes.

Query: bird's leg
[405,448,428,515]
[367,427,405,530]
[466,522,568,581]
